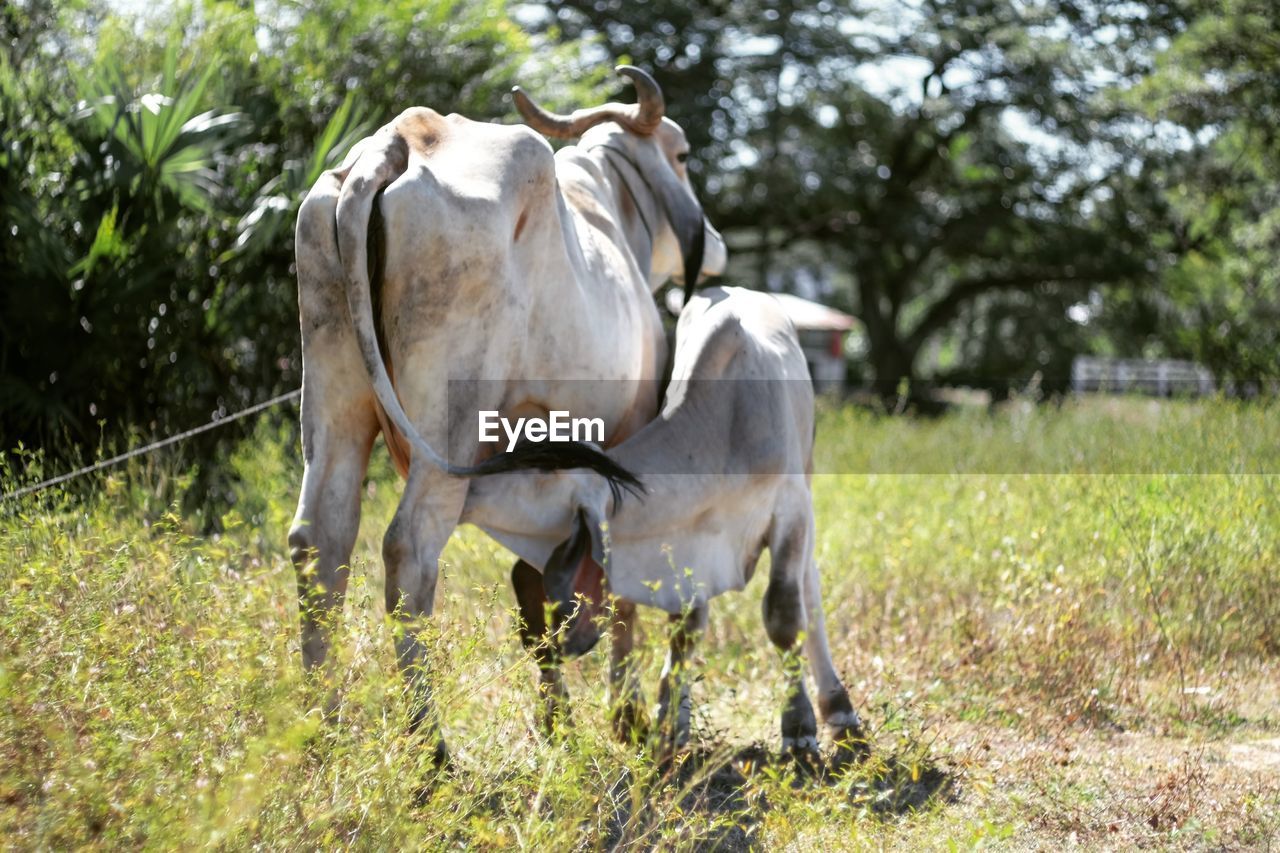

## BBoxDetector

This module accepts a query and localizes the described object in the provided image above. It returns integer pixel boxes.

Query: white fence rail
[1071,356,1215,397]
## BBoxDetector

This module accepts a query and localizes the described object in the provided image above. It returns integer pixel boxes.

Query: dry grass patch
[2,397,1277,848]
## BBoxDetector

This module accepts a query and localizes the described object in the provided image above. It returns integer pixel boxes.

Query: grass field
[2,397,1278,849]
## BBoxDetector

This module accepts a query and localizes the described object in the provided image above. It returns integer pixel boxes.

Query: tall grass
[1,397,1277,847]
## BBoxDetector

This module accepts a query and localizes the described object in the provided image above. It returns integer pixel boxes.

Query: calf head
[540,505,610,657]
[512,65,727,300]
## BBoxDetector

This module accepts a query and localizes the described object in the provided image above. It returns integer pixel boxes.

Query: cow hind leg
[288,384,377,712]
[655,605,706,755]
[763,519,821,769]
[382,465,468,767]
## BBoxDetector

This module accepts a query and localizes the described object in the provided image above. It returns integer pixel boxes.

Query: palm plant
[1,44,246,454]
[74,46,245,215]
[229,93,371,260]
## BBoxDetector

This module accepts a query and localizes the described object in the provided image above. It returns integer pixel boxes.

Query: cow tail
[334,128,455,472]
[332,127,645,494]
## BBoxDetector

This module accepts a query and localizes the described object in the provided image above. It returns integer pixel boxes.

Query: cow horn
[512,66,665,138]
[615,65,664,131]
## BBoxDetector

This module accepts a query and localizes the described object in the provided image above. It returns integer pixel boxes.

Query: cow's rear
[289,68,727,767]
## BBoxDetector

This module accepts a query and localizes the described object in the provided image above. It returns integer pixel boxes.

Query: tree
[0,0,599,511]
[1113,0,1280,385]
[542,0,1180,395]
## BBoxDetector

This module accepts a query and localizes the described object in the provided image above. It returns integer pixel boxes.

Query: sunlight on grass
[2,397,1277,847]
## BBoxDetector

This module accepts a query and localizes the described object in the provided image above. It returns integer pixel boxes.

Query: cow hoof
[781,735,822,779]
[610,702,649,745]
[830,726,872,774]
[410,741,453,807]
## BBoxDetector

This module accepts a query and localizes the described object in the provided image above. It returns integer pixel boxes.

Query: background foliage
[0,0,599,509]
[2,0,1277,488]
[540,0,1279,396]
[2,5,1277,845]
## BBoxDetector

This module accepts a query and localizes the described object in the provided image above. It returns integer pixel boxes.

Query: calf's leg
[511,565,647,741]
[511,559,568,731]
[799,534,869,767]
[764,518,822,765]
[607,599,648,742]
[655,605,707,753]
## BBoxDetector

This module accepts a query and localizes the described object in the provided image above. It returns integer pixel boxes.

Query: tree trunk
[867,340,916,404]
[857,271,920,408]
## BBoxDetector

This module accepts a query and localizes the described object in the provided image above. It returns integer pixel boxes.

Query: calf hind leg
[797,517,870,768]
[763,522,820,767]
[511,559,568,732]
[655,605,706,755]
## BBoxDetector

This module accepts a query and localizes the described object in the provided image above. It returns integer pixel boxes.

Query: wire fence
[1,388,301,503]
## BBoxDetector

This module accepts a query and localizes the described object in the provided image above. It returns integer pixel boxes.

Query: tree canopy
[1,0,1275,501]
[0,0,597,505]
[542,0,1275,394]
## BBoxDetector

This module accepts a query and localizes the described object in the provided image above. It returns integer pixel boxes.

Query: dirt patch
[933,721,1280,848]
[1227,737,1280,773]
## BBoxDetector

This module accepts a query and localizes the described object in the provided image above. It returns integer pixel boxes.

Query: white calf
[463,286,867,762]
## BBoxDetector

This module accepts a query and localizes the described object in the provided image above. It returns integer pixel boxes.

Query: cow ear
[652,176,706,305]
[541,507,596,613]
[510,560,549,651]
[579,503,608,568]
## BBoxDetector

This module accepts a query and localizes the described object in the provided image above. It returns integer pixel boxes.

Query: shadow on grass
[605,742,958,850]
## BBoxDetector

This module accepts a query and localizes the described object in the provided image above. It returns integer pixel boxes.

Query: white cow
[289,67,725,763]
[463,287,868,763]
